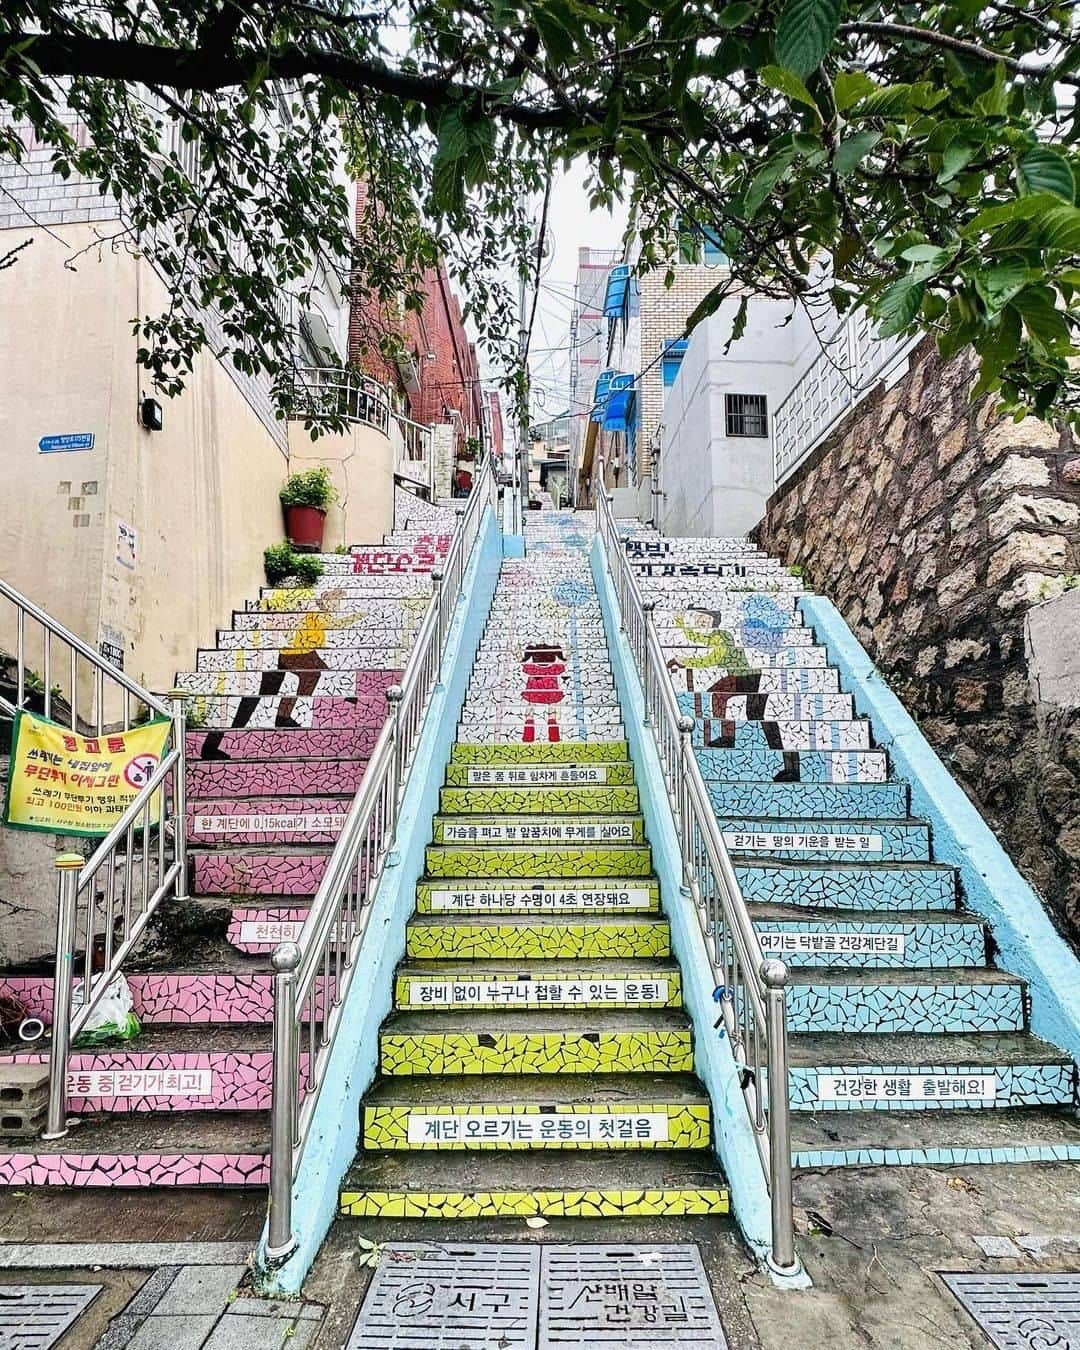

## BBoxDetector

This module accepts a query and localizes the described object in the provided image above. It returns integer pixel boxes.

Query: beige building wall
[288,421,395,550]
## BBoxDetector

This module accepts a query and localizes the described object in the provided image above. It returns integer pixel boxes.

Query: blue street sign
[39,433,95,453]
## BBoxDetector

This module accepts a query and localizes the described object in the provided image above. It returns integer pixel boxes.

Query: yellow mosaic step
[413,878,661,916]
[361,1072,711,1150]
[394,961,682,1010]
[424,842,652,879]
[405,914,670,960]
[378,1009,694,1076]
[444,761,636,787]
[339,1153,729,1218]
[432,814,646,846]
[450,741,629,765]
[438,785,641,814]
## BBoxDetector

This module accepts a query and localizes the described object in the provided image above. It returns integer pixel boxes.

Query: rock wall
[755,339,1080,943]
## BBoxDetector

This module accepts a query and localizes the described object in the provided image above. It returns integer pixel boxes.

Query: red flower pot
[284,505,326,552]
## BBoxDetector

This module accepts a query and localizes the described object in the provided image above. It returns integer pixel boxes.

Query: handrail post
[430,568,446,656]
[453,508,466,599]
[762,958,797,1275]
[641,600,656,726]
[385,686,404,828]
[266,940,301,1262]
[42,854,83,1140]
[168,689,189,900]
[676,715,695,889]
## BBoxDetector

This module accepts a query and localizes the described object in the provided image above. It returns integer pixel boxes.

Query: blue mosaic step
[692,720,871,751]
[677,691,854,721]
[786,1033,1075,1111]
[663,645,828,670]
[734,860,956,911]
[695,748,887,783]
[790,1107,1080,1169]
[718,818,928,861]
[784,971,1026,1035]
[667,669,841,694]
[750,905,986,968]
[707,782,908,819]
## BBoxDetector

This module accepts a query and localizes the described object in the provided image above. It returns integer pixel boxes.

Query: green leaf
[833,130,881,175]
[434,107,470,163]
[899,243,957,270]
[938,138,978,184]
[974,262,1041,314]
[1010,285,1072,353]
[974,62,1008,117]
[834,71,876,111]
[716,2,757,27]
[744,146,799,217]
[962,193,1059,236]
[774,0,841,78]
[532,6,577,64]
[758,64,819,114]
[875,275,926,337]
[850,84,915,118]
[1017,146,1075,203]
[1036,204,1080,253]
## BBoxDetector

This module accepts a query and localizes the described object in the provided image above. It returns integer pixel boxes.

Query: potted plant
[280,467,337,552]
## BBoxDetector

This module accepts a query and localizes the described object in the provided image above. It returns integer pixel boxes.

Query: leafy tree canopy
[1,0,1077,428]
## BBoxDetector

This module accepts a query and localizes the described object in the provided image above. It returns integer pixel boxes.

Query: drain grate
[539,1245,726,1348]
[346,1243,539,1348]
[940,1272,1080,1348]
[0,1284,102,1350]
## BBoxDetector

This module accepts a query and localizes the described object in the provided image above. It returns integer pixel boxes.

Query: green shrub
[264,542,296,584]
[292,554,324,586]
[280,466,337,510]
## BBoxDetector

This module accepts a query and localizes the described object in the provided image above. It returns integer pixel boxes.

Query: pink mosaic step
[188,796,349,844]
[194,848,331,896]
[186,690,398,730]
[227,907,310,953]
[2,1029,279,1111]
[186,757,367,799]
[0,1114,269,1188]
[0,973,332,1025]
[186,727,379,760]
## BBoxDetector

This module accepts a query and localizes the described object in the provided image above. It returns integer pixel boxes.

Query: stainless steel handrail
[265,456,496,1262]
[595,491,797,1275]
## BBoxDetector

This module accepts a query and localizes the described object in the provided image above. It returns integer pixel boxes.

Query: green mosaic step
[432,813,645,846]
[360,1072,711,1150]
[439,785,641,815]
[414,878,661,916]
[450,742,629,764]
[444,760,635,787]
[424,842,652,879]
[339,1151,730,1218]
[405,914,671,960]
[378,1009,694,1076]
[394,961,681,1010]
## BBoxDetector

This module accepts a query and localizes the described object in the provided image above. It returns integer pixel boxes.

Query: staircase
[338,511,732,1220]
[621,524,1080,1170]
[0,528,445,1187]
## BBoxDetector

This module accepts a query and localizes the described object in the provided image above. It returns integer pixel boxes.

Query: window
[676,219,728,266]
[726,393,768,438]
[661,339,687,406]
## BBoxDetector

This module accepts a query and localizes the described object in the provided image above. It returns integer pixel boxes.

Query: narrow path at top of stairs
[0,525,451,1189]
[339,509,734,1221]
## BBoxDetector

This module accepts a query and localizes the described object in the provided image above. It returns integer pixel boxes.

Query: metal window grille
[726,393,768,437]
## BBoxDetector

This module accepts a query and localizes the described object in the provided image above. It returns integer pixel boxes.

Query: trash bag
[72,974,141,1045]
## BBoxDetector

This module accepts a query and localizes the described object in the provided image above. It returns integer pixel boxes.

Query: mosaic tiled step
[187,756,365,799]
[450,741,629,764]
[226,906,309,952]
[188,796,350,844]
[252,578,432,609]
[378,1009,695,1076]
[468,669,616,696]
[196,645,412,672]
[215,621,419,648]
[695,747,887,783]
[193,846,329,896]
[677,690,853,720]
[656,623,816,649]
[1,1026,272,1112]
[183,689,398,730]
[424,843,652,879]
[177,669,366,697]
[405,914,671,960]
[230,603,427,631]
[625,541,767,558]
[438,786,641,815]
[413,878,660,916]
[631,565,802,589]
[750,905,986,968]
[360,1072,711,1150]
[707,781,908,820]
[789,1105,1080,1169]
[651,593,803,619]
[339,1151,729,1218]
[667,667,840,694]
[453,724,627,747]
[0,1112,270,1188]
[432,813,646,845]
[692,719,871,751]
[786,1031,1076,1111]
[395,961,681,1010]
[735,859,956,910]
[444,761,636,787]
[663,644,828,670]
[785,970,1026,1034]
[186,727,376,760]
[718,818,928,861]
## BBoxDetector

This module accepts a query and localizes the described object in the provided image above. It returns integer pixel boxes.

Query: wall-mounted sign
[115,520,137,571]
[99,640,124,672]
[39,433,95,454]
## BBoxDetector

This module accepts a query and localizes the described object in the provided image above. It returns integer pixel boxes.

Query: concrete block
[203,1313,317,1349]
[151,1265,246,1316]
[126,1314,218,1350]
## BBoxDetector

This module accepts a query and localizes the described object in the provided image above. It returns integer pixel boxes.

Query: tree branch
[838,19,1080,86]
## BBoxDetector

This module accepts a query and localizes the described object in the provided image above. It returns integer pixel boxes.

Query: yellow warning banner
[3,710,173,837]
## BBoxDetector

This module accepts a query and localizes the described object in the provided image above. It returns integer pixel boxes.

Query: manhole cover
[540,1245,726,1347]
[347,1243,539,1348]
[941,1272,1080,1348]
[0,1285,102,1350]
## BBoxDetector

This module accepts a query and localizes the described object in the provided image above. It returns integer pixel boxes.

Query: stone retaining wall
[755,339,1080,943]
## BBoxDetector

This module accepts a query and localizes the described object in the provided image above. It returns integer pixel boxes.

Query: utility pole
[517,263,530,528]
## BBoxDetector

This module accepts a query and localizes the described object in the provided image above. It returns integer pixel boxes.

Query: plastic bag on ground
[72,973,141,1045]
